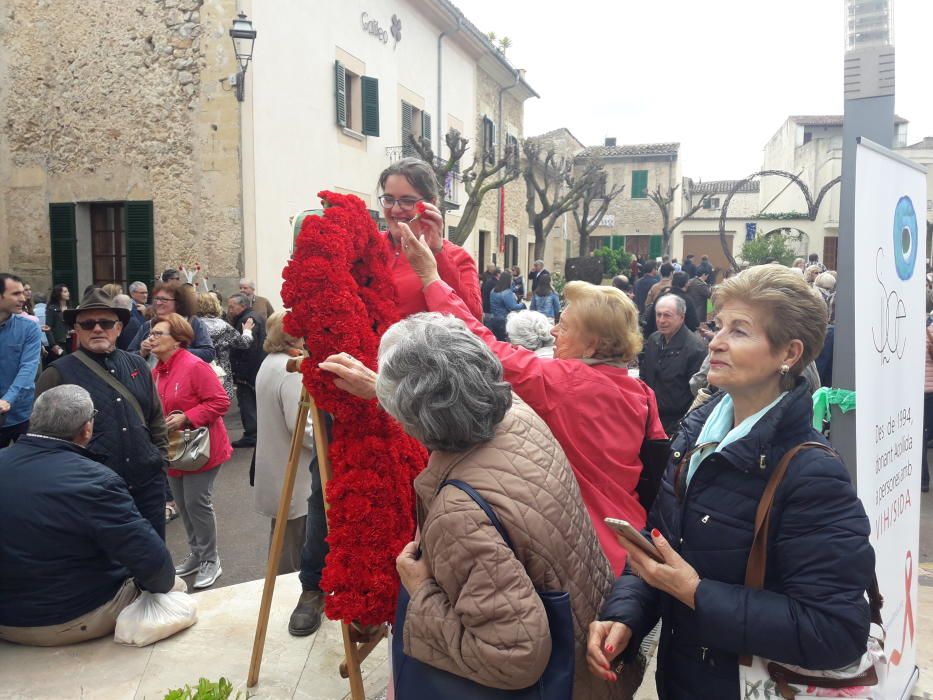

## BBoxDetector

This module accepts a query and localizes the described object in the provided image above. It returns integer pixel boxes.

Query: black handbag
[393,479,575,700]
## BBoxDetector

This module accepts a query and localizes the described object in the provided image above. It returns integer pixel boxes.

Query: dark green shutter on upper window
[632,170,648,198]
[401,101,413,156]
[421,111,431,144]
[124,201,155,286]
[361,76,379,136]
[49,203,78,294]
[649,235,663,258]
[335,61,347,128]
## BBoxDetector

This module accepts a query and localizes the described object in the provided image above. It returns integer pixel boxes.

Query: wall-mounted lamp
[229,11,257,102]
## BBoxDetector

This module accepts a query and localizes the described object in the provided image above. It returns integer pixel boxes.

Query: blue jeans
[299,415,331,592]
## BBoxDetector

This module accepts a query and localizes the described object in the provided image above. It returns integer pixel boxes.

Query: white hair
[113,294,134,310]
[31,385,95,440]
[506,310,554,351]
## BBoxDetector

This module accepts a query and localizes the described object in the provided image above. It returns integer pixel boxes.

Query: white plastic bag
[114,579,198,647]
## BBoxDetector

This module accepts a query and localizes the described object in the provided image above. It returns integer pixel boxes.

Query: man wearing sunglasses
[36,289,170,539]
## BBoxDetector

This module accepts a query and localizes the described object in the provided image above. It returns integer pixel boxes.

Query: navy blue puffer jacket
[600,380,874,700]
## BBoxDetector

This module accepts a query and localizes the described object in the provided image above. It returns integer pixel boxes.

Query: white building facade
[239,0,536,304]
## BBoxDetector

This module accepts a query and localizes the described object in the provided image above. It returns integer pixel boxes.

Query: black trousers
[236,383,257,442]
[131,472,167,541]
[0,420,29,448]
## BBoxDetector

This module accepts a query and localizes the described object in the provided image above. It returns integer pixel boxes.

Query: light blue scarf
[686,392,788,487]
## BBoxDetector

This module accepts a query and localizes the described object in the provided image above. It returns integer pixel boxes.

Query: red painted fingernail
[605,644,614,652]
[651,528,661,538]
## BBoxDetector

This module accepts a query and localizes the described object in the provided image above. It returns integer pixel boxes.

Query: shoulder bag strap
[72,351,147,424]
[739,440,853,667]
[441,479,516,553]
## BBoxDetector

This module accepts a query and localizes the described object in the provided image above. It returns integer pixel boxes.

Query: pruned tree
[717,170,841,271]
[572,160,625,254]
[647,184,710,257]
[409,128,520,246]
[523,139,603,261]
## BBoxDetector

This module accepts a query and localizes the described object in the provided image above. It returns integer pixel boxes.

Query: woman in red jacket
[378,158,482,320]
[325,224,666,575]
[150,313,232,589]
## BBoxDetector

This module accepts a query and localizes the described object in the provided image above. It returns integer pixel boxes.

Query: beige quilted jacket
[402,397,626,699]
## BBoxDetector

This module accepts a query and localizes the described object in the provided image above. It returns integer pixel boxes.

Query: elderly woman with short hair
[506,309,556,358]
[380,313,623,699]
[588,265,874,699]
[253,311,315,575]
[335,223,666,575]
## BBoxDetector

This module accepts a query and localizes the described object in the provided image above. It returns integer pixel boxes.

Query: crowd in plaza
[0,156,927,699]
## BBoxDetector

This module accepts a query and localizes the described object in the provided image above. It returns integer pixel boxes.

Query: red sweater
[424,280,666,574]
[389,235,482,320]
[153,349,233,477]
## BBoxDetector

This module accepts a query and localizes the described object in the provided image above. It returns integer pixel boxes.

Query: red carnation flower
[416,201,426,215]
[281,190,427,626]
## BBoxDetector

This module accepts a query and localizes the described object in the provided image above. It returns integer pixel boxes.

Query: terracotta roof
[790,114,908,126]
[579,142,680,158]
[692,180,760,195]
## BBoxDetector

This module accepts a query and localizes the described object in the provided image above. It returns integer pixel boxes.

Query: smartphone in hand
[604,518,665,563]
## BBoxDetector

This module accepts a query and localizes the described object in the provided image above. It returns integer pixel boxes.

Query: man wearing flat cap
[36,289,170,538]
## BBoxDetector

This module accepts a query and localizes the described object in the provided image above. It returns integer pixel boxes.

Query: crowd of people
[0,156,915,700]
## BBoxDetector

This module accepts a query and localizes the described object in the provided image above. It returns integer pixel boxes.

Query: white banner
[852,139,926,699]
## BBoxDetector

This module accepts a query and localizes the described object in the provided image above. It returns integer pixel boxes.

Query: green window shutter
[649,235,663,258]
[421,111,431,143]
[360,76,379,136]
[632,170,648,198]
[49,203,78,293]
[335,61,347,127]
[401,101,413,157]
[124,201,155,287]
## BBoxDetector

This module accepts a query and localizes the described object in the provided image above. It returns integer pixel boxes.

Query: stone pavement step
[0,573,928,699]
[0,573,387,700]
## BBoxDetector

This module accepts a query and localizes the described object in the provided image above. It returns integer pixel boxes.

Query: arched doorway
[763,227,810,258]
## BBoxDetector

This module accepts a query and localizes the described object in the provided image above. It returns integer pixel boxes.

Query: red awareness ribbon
[889,550,915,666]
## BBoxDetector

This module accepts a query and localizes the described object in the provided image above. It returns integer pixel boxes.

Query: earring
[779,364,790,376]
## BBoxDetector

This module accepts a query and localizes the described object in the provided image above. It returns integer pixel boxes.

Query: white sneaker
[174,552,199,577]
[193,560,222,589]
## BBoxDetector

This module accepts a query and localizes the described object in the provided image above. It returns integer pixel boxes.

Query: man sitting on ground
[0,385,174,646]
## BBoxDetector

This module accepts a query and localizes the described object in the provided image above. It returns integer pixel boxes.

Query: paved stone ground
[191,407,933,698]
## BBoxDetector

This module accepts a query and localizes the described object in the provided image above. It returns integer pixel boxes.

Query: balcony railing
[384,147,462,207]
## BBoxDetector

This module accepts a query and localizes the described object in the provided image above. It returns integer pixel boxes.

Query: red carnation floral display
[281,191,428,625]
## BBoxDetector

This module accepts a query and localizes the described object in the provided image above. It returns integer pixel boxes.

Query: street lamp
[229,11,257,102]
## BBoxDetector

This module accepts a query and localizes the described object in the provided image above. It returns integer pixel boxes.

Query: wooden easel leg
[341,623,367,699]
[247,388,312,688]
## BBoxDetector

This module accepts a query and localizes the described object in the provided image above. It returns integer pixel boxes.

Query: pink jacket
[424,280,667,574]
[153,349,232,477]
[388,235,483,321]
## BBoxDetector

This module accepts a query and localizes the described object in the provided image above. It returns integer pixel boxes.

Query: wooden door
[682,233,734,278]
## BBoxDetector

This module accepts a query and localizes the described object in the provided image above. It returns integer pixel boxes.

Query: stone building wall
[471,67,534,272]
[0,0,242,293]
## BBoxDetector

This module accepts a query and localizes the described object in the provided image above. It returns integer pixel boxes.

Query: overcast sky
[453,0,932,180]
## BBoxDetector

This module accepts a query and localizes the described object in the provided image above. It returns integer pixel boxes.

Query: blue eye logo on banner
[893,196,918,281]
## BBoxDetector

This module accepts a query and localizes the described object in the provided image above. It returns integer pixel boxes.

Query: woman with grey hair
[506,309,555,358]
[379,313,623,699]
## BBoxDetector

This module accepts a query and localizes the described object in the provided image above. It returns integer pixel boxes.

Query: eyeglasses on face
[76,319,119,331]
[90,409,99,420]
[148,331,168,339]
[153,296,175,304]
[378,195,423,212]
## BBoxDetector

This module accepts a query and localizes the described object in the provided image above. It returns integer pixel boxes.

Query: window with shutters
[49,203,78,294]
[335,60,379,138]
[631,170,649,199]
[401,101,430,157]
[482,117,496,165]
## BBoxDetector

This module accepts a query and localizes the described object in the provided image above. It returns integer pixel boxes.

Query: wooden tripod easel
[247,357,387,697]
